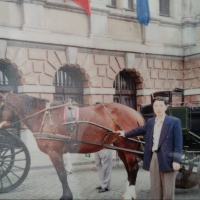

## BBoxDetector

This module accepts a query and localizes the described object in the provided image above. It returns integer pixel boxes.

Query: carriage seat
[140,104,154,122]
[187,106,200,133]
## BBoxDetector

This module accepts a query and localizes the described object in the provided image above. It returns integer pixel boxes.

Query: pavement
[0,150,200,200]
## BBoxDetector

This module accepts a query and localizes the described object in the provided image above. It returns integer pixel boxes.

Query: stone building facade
[0,0,200,150]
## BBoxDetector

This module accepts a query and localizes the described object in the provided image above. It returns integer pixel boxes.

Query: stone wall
[4,46,191,110]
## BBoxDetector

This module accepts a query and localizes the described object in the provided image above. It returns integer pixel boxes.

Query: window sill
[106,5,117,9]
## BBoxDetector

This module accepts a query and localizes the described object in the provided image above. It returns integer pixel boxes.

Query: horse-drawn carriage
[140,88,200,188]
[0,129,30,193]
[0,89,200,199]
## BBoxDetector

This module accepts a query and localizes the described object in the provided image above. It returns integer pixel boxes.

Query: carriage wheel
[181,151,195,171]
[0,131,31,193]
[197,162,200,188]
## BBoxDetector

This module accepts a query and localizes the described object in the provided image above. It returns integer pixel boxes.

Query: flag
[137,0,150,26]
[71,0,91,16]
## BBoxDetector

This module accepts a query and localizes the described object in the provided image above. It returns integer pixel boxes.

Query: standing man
[117,97,182,200]
[95,149,112,193]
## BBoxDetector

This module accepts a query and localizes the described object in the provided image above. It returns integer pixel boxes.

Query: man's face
[153,100,167,118]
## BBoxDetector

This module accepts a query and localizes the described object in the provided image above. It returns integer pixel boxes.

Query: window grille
[113,71,136,109]
[107,0,116,7]
[0,61,18,92]
[114,71,135,91]
[53,66,83,105]
[159,0,170,17]
[124,0,134,10]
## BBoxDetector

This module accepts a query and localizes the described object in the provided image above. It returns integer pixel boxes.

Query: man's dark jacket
[125,115,183,172]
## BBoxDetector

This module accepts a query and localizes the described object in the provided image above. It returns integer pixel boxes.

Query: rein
[2,93,144,154]
[2,93,70,127]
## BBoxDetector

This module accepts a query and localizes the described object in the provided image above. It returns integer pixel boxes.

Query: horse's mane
[22,95,48,113]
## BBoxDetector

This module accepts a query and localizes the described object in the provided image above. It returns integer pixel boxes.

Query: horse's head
[0,92,19,124]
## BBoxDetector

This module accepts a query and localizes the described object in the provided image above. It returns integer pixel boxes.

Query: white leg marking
[122,185,136,200]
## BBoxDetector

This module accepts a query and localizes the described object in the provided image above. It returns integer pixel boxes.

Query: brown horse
[0,92,144,200]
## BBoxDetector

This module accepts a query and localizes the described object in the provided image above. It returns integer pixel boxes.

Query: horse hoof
[60,195,73,200]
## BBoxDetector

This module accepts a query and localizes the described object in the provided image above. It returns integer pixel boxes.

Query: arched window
[0,61,18,92]
[113,71,136,109]
[159,0,170,17]
[53,66,83,105]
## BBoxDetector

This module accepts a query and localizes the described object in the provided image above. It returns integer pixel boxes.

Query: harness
[1,93,144,154]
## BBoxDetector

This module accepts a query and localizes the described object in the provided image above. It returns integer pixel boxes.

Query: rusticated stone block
[179,61,184,70]
[83,95,91,105]
[107,67,116,80]
[188,70,195,79]
[184,80,191,89]
[159,70,167,79]
[90,77,102,87]
[94,55,108,65]
[14,48,28,67]
[83,80,91,87]
[24,73,39,85]
[155,80,163,89]
[47,50,61,70]
[191,95,200,102]
[190,60,197,69]
[6,47,20,62]
[98,66,106,77]
[87,66,97,79]
[137,61,148,81]
[172,80,183,89]
[147,59,153,68]
[39,74,53,86]
[82,55,94,72]
[103,95,113,103]
[168,71,175,80]
[163,80,172,89]
[150,69,158,79]
[19,61,33,75]
[102,77,113,88]
[91,95,103,104]
[77,53,87,67]
[41,94,53,102]
[116,56,125,70]
[55,51,67,65]
[184,61,191,70]
[29,48,46,60]
[144,80,154,89]
[110,56,120,73]
[134,76,143,83]
[176,71,183,80]
[194,68,200,78]
[190,79,199,89]
[136,83,143,90]
[163,60,171,70]
[33,61,44,73]
[184,70,190,80]
[184,96,191,104]
[44,62,56,77]
[172,61,180,70]
[154,60,162,69]
[137,96,146,105]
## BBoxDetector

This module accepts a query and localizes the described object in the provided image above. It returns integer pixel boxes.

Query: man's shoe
[96,186,101,190]
[98,188,109,193]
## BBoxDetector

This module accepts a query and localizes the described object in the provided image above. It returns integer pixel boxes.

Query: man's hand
[0,121,11,129]
[173,162,181,171]
[115,130,125,137]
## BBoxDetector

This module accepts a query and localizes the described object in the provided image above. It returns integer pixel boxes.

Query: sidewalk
[30,150,106,169]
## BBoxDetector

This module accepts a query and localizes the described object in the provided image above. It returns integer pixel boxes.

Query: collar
[155,115,166,123]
